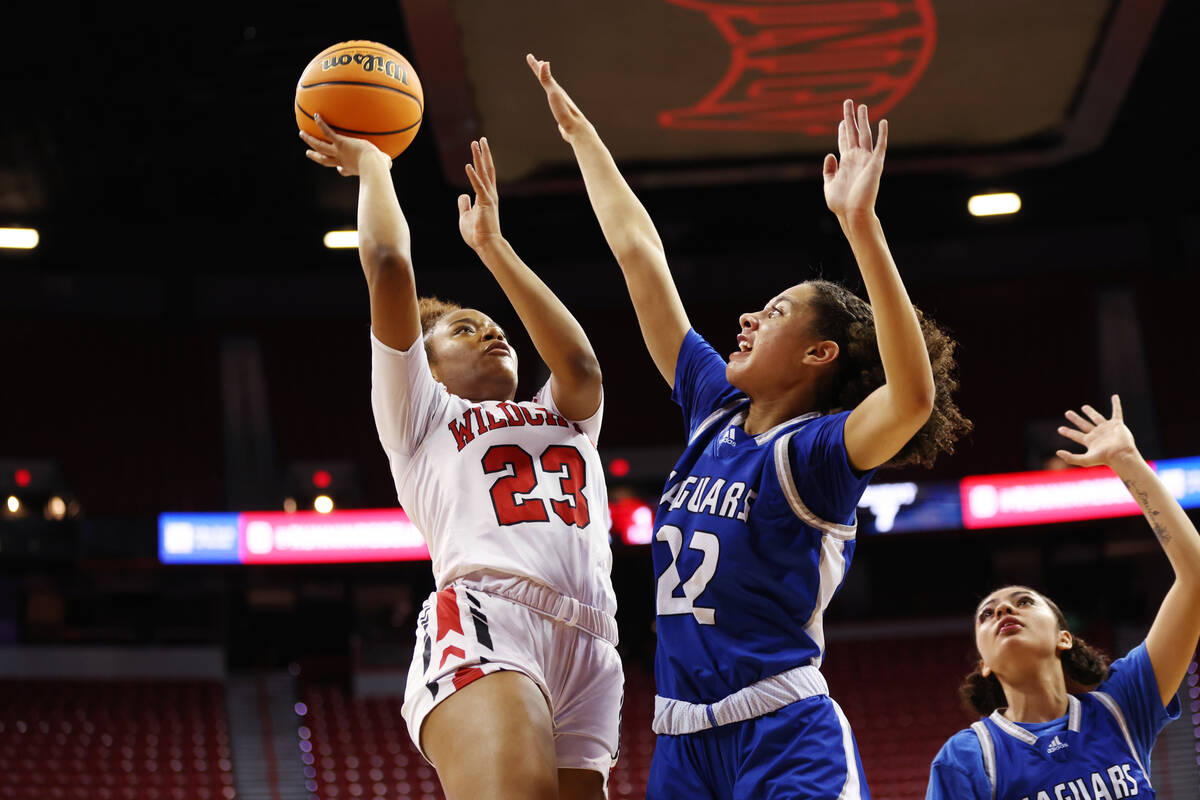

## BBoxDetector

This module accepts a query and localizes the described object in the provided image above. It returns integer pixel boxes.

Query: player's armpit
[548,370,603,424]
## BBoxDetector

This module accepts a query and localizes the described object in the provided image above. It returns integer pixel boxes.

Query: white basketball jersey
[370,333,615,615]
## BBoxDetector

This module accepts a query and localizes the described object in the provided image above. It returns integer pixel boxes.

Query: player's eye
[1017,596,1033,606]
[767,306,782,318]
[455,325,473,334]
[978,608,993,622]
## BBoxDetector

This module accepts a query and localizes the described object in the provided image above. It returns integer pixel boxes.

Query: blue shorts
[645,694,871,800]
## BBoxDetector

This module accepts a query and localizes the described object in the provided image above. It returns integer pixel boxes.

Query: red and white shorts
[401,572,623,777]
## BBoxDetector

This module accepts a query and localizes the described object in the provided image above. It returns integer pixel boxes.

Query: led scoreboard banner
[159,457,1200,564]
[160,509,431,565]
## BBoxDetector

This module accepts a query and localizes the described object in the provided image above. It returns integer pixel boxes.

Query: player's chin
[483,353,517,377]
[480,358,518,395]
[724,360,753,393]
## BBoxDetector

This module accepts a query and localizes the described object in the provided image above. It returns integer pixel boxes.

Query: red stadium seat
[0,680,234,800]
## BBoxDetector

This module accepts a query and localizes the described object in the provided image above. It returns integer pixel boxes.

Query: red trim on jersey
[452,666,486,691]
[435,587,464,641]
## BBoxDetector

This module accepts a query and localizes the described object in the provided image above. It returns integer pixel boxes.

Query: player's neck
[998,666,1070,723]
[743,389,820,436]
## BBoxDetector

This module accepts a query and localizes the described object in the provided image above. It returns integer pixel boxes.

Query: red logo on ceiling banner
[659,0,937,133]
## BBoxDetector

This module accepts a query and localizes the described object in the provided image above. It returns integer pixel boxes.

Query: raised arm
[1057,396,1200,707]
[829,101,936,471]
[458,137,601,420]
[527,54,690,387]
[301,116,420,351]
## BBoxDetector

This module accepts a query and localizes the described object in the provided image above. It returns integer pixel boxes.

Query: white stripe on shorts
[652,664,828,735]
[830,698,864,800]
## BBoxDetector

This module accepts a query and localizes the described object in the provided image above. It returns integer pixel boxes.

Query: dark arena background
[3,1,1200,798]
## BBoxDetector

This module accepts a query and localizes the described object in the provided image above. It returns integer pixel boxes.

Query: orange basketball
[295,40,424,159]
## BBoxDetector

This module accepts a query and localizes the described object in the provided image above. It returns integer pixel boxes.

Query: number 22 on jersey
[656,525,720,625]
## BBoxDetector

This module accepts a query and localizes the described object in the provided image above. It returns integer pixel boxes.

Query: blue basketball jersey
[927,643,1182,800]
[653,329,875,704]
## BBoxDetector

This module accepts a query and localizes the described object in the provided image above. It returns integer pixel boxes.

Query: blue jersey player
[529,56,971,798]
[928,397,1200,800]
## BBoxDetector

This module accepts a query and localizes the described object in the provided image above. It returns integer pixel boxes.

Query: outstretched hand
[823,99,887,221]
[458,138,502,251]
[527,53,592,144]
[300,115,391,177]
[1056,395,1139,468]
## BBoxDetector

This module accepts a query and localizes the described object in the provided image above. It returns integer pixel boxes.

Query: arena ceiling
[0,0,1191,280]
[403,0,1157,186]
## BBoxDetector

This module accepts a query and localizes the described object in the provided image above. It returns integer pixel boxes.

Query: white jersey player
[302,118,619,800]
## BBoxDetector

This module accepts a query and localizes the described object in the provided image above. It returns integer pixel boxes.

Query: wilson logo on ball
[320,52,411,85]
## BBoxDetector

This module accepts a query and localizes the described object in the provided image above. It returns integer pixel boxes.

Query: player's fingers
[1081,404,1107,426]
[313,114,340,141]
[1057,426,1087,445]
[837,120,849,156]
[299,130,336,155]
[527,53,553,87]
[526,52,542,79]
[1055,449,1085,467]
[857,104,873,150]
[464,162,487,198]
[875,119,888,157]
[457,193,471,215]
[305,150,339,168]
[822,154,837,182]
[1110,394,1123,422]
[480,137,498,184]
[470,140,484,181]
[1064,409,1093,432]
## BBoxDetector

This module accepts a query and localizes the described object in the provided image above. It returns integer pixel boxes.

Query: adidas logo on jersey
[1045,735,1068,754]
[718,427,737,447]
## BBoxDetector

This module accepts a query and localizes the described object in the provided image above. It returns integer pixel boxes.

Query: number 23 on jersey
[482,444,591,528]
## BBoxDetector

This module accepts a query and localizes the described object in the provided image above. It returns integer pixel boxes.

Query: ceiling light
[323,230,359,249]
[968,192,1021,217]
[46,496,66,520]
[0,228,39,249]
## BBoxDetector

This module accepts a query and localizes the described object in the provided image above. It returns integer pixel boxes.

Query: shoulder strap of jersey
[969,721,997,800]
[1091,690,1151,784]
[772,430,857,538]
[689,398,746,444]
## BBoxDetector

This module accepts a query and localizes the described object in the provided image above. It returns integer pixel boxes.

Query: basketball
[295,40,424,158]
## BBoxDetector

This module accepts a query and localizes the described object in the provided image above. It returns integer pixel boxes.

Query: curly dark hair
[804,279,971,468]
[958,590,1112,717]
[417,296,462,361]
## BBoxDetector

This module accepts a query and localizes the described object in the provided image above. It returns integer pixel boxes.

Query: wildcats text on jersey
[659,470,758,521]
[1019,762,1140,800]
[447,401,577,452]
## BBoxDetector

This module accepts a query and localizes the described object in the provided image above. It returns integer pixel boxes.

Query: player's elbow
[901,387,935,430]
[888,376,935,429]
[611,231,665,265]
